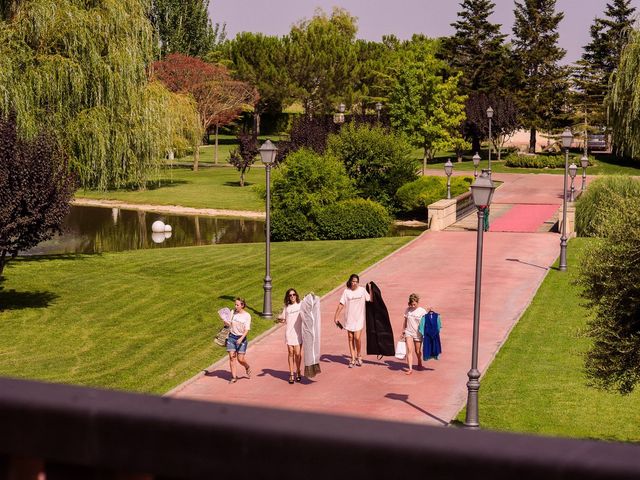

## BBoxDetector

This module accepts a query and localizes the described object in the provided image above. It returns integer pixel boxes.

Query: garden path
[169,173,576,426]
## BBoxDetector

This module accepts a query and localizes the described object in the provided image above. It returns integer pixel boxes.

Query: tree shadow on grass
[0,288,58,311]
[15,254,94,264]
[223,181,256,188]
[217,295,261,317]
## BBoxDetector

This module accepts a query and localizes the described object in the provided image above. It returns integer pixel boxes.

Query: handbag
[395,339,406,359]
[213,325,230,347]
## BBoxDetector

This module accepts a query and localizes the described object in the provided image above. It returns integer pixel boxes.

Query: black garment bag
[365,281,395,357]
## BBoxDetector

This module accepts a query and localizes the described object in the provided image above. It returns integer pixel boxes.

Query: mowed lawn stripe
[0,237,411,393]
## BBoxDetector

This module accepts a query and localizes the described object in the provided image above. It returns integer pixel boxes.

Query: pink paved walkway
[170,174,566,426]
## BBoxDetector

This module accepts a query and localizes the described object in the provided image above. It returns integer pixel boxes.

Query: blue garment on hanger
[419,311,442,361]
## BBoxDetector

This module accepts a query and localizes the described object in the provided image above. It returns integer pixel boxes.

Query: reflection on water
[26,205,426,255]
[27,206,265,255]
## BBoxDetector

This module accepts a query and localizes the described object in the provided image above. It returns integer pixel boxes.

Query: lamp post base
[464,368,481,429]
[262,275,272,319]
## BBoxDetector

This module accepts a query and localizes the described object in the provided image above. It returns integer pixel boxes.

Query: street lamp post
[472,153,481,179]
[444,159,453,199]
[259,140,278,318]
[580,154,589,191]
[569,163,577,202]
[486,106,494,175]
[559,129,572,272]
[464,169,496,429]
[375,102,382,124]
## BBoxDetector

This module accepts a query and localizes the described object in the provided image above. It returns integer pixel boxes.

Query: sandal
[288,374,295,384]
[245,366,252,378]
[229,377,237,384]
[348,361,355,368]
[296,373,302,382]
[405,370,413,376]
[356,357,363,367]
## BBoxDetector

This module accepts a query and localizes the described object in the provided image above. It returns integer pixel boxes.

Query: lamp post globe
[259,139,278,318]
[559,128,572,272]
[464,169,495,429]
[472,153,481,179]
[569,163,578,202]
[375,102,382,124]
[486,106,494,175]
[333,103,346,125]
[580,154,589,191]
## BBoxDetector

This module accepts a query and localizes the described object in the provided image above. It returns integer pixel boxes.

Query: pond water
[27,206,426,255]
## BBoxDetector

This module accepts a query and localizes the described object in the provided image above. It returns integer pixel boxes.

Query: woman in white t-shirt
[401,293,427,375]
[277,288,303,384]
[334,273,371,368]
[225,297,252,384]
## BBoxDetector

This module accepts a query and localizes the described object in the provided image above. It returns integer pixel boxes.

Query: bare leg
[405,337,414,374]
[228,351,237,380]
[293,345,302,376]
[347,331,356,365]
[287,345,295,375]
[354,329,363,365]
[237,353,250,377]
[415,340,423,370]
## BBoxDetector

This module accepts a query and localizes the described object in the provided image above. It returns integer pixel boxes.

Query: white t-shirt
[229,311,251,336]
[404,306,427,339]
[339,286,370,332]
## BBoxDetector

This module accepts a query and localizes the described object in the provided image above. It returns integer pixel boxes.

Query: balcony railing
[0,377,639,479]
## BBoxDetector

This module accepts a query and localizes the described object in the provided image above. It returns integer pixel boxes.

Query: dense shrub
[578,196,640,394]
[275,116,337,162]
[326,123,418,210]
[269,149,355,241]
[315,199,392,240]
[504,152,594,169]
[395,175,473,216]
[576,176,640,237]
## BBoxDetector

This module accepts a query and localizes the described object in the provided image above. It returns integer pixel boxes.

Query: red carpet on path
[489,204,559,233]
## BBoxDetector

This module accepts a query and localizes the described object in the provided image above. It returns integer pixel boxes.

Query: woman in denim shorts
[225,297,252,384]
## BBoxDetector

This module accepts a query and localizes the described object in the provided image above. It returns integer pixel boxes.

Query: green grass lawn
[77,166,266,211]
[457,238,640,442]
[0,236,412,394]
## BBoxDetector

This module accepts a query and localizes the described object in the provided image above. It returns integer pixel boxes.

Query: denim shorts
[226,333,248,353]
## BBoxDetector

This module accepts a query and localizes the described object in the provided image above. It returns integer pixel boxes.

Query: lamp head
[375,102,382,112]
[471,169,495,208]
[569,163,578,179]
[486,106,494,119]
[580,155,589,169]
[561,129,573,149]
[444,159,453,176]
[338,103,346,113]
[259,139,278,165]
[472,153,481,167]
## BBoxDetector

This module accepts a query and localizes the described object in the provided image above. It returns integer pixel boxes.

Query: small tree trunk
[422,149,428,176]
[529,127,537,154]
[0,249,6,276]
[240,169,245,187]
[214,124,219,164]
[193,144,200,171]
[254,112,261,137]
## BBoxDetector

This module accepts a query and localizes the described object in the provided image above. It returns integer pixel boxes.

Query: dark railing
[455,190,475,221]
[0,377,639,479]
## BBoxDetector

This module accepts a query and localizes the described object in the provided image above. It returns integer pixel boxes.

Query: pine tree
[150,0,225,58]
[442,0,509,93]
[574,0,636,131]
[512,0,568,152]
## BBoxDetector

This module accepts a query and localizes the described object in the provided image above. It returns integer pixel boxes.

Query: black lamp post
[569,163,577,202]
[580,154,589,191]
[375,102,382,124]
[259,140,277,318]
[444,159,453,199]
[464,169,496,429]
[559,129,572,272]
[486,106,494,175]
[472,153,481,179]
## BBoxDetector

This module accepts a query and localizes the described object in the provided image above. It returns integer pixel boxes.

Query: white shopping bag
[395,339,407,360]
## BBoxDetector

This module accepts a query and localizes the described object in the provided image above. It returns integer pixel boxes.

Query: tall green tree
[223,32,290,134]
[286,7,358,115]
[388,53,467,174]
[608,28,640,160]
[150,0,225,58]
[512,0,568,152]
[574,0,636,132]
[442,0,510,94]
[0,0,190,189]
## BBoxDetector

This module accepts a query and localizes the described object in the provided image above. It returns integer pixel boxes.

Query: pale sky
[208,0,640,64]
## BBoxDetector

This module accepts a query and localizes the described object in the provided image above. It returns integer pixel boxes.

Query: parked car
[587,134,608,151]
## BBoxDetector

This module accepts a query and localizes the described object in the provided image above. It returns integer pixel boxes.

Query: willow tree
[608,28,640,160]
[0,0,198,189]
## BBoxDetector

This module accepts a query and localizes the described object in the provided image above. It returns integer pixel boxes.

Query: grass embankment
[457,238,640,442]
[78,165,266,212]
[0,236,412,394]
